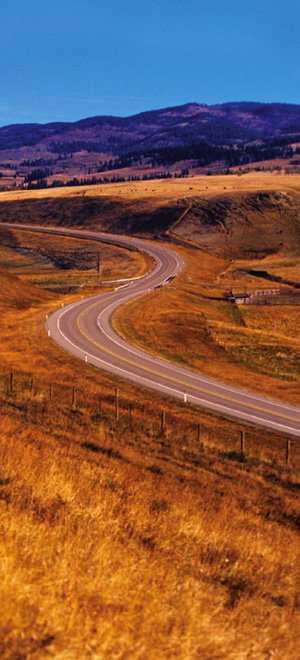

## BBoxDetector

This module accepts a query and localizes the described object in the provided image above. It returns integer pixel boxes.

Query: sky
[0,0,300,126]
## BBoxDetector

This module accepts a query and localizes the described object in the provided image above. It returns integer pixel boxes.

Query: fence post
[240,430,245,454]
[285,439,291,466]
[129,403,132,430]
[161,411,165,435]
[115,387,119,421]
[30,378,34,393]
[49,383,53,402]
[9,372,13,394]
[72,386,76,408]
[197,423,201,442]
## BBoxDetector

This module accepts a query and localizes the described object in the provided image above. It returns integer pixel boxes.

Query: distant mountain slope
[2,102,300,153]
[1,102,300,189]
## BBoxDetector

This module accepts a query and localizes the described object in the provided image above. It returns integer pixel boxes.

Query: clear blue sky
[1,0,299,126]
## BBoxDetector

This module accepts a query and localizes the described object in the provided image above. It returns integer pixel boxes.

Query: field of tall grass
[1,382,299,658]
[0,188,299,658]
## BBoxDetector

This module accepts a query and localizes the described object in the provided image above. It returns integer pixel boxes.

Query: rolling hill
[1,102,300,190]
[2,102,300,153]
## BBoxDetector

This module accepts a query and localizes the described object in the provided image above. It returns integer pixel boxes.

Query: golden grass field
[113,241,300,404]
[0,173,299,658]
[1,406,299,659]
[0,170,300,203]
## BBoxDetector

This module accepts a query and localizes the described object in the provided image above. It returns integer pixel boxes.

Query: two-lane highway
[2,223,300,436]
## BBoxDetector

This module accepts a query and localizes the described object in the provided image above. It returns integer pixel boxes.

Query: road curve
[2,222,300,437]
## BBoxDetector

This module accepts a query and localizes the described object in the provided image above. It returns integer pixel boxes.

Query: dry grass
[1,171,300,204]
[1,173,300,245]
[0,398,299,658]
[113,242,300,404]
[0,228,294,477]
[0,182,299,657]
[242,306,300,341]
[0,227,150,294]
[2,176,300,404]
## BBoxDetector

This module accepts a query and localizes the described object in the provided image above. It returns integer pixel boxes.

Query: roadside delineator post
[85,354,88,363]
[183,392,187,403]
[48,329,51,338]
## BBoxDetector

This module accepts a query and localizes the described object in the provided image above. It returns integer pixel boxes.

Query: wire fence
[0,366,298,469]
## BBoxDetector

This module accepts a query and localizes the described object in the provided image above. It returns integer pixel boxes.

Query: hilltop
[1,172,300,250]
[1,102,300,189]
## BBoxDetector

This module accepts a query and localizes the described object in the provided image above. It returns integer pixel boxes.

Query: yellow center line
[76,301,299,426]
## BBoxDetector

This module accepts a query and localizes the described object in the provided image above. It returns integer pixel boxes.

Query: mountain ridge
[1,101,300,189]
[2,101,300,151]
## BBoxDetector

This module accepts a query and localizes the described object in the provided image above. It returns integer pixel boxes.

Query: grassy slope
[0,227,152,291]
[113,241,300,404]
[0,176,299,657]
[1,407,300,659]
[0,266,53,309]
[1,175,299,398]
[0,171,299,235]
[169,190,300,257]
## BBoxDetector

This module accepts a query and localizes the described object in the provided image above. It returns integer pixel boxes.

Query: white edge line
[29,224,298,424]
[54,306,300,435]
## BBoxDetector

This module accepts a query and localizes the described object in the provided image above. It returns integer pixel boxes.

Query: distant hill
[1,102,300,189]
[2,102,300,152]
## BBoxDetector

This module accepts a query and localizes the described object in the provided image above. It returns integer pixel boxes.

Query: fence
[0,366,298,469]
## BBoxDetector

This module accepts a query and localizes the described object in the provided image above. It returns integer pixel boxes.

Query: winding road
[2,223,300,437]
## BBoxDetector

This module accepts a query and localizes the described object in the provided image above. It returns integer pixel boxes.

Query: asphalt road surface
[2,223,300,437]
